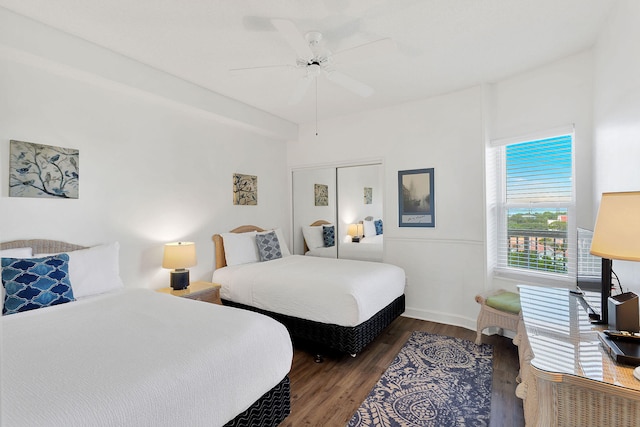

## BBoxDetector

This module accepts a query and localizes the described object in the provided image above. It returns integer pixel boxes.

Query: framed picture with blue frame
[398,168,435,227]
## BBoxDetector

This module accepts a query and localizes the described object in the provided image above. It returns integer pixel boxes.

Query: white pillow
[71,242,124,299]
[302,226,324,250]
[257,228,291,257]
[221,232,259,266]
[35,242,125,299]
[0,247,33,258]
[363,219,377,238]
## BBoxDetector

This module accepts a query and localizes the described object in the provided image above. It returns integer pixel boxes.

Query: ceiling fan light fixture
[305,31,323,46]
[308,63,322,77]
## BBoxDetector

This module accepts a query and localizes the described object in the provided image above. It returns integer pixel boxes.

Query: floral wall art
[233,173,257,205]
[364,187,372,204]
[9,140,79,199]
[314,183,328,206]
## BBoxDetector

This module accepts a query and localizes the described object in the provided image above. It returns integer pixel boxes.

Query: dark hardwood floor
[281,316,524,426]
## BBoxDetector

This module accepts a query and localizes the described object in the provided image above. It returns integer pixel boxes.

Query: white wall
[0,9,293,290]
[593,0,640,291]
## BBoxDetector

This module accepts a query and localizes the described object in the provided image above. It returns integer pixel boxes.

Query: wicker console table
[515,285,640,426]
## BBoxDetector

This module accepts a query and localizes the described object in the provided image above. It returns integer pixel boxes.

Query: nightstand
[156,281,222,305]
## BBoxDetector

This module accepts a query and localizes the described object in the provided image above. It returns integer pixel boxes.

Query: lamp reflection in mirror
[348,223,364,242]
[590,191,640,324]
[162,242,197,290]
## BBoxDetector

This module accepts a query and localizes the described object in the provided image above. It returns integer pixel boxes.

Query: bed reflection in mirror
[292,163,383,262]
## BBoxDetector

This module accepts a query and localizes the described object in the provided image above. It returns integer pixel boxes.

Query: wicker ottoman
[475,290,521,345]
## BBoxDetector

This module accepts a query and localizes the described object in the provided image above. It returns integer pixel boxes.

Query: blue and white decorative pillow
[2,254,75,315]
[323,225,335,247]
[374,219,383,235]
[255,231,282,261]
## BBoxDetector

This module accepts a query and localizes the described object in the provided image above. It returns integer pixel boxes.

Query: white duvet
[212,255,405,327]
[1,289,292,427]
[305,235,383,262]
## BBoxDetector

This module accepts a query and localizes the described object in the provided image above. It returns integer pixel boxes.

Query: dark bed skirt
[224,375,290,427]
[221,294,405,355]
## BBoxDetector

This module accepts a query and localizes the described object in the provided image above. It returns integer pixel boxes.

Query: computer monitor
[577,227,612,324]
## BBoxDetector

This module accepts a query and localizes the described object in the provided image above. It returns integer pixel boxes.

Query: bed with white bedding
[1,239,293,427]
[303,239,383,262]
[338,235,383,262]
[212,226,405,358]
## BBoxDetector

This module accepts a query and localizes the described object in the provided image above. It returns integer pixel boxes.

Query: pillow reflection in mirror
[363,220,376,238]
[302,226,324,250]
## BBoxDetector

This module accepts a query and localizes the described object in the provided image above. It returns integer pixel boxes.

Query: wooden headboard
[0,239,87,254]
[212,225,266,270]
[303,220,332,253]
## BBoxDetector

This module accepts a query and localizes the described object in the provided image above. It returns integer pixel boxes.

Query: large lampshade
[162,242,197,290]
[162,242,197,269]
[347,223,364,242]
[590,191,640,261]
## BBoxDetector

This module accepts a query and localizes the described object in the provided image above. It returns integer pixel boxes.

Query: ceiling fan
[233,18,396,105]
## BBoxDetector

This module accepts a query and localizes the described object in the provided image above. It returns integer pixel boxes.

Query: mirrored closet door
[292,163,383,261]
[337,164,384,261]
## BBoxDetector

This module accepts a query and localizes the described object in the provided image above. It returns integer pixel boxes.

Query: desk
[516,285,640,426]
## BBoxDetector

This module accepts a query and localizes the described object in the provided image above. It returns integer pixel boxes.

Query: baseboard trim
[401,309,517,341]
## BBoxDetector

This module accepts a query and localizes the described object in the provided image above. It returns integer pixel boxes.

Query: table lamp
[590,191,640,325]
[162,241,197,290]
[348,223,363,242]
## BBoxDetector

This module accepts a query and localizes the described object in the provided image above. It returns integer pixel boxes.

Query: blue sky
[506,134,573,204]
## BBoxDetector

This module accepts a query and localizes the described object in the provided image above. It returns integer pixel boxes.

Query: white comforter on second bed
[1,289,293,427]
[213,255,405,327]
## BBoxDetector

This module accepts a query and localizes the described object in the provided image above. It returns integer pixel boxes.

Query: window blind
[496,133,575,278]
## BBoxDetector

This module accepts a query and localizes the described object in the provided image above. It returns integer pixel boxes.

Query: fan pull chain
[315,78,319,136]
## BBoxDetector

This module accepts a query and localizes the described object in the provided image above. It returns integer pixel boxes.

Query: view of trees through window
[503,133,573,275]
[507,209,568,273]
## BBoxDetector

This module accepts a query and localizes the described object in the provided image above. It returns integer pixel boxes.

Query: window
[492,131,575,279]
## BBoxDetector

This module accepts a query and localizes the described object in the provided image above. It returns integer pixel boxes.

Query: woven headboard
[212,225,266,270]
[0,239,87,254]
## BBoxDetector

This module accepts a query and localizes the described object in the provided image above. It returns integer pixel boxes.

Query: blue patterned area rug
[348,332,493,427]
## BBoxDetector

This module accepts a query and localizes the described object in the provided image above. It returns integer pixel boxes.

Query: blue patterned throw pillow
[323,225,335,247]
[255,231,282,261]
[2,254,75,315]
[374,219,383,235]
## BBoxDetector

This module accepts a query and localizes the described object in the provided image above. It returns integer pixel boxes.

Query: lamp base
[170,269,190,290]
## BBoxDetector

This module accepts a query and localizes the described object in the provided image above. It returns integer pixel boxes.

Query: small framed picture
[398,168,435,227]
[364,187,372,204]
[233,173,257,205]
[314,183,328,206]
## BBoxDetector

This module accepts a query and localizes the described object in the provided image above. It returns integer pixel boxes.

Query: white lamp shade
[347,223,364,237]
[162,242,197,269]
[590,191,640,261]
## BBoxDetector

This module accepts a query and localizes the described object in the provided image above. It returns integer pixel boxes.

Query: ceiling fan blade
[271,18,314,60]
[288,76,314,105]
[242,16,275,31]
[326,71,374,98]
[332,38,397,64]
[230,64,296,72]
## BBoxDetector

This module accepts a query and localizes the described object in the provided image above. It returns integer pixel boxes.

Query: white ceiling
[0,0,617,125]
